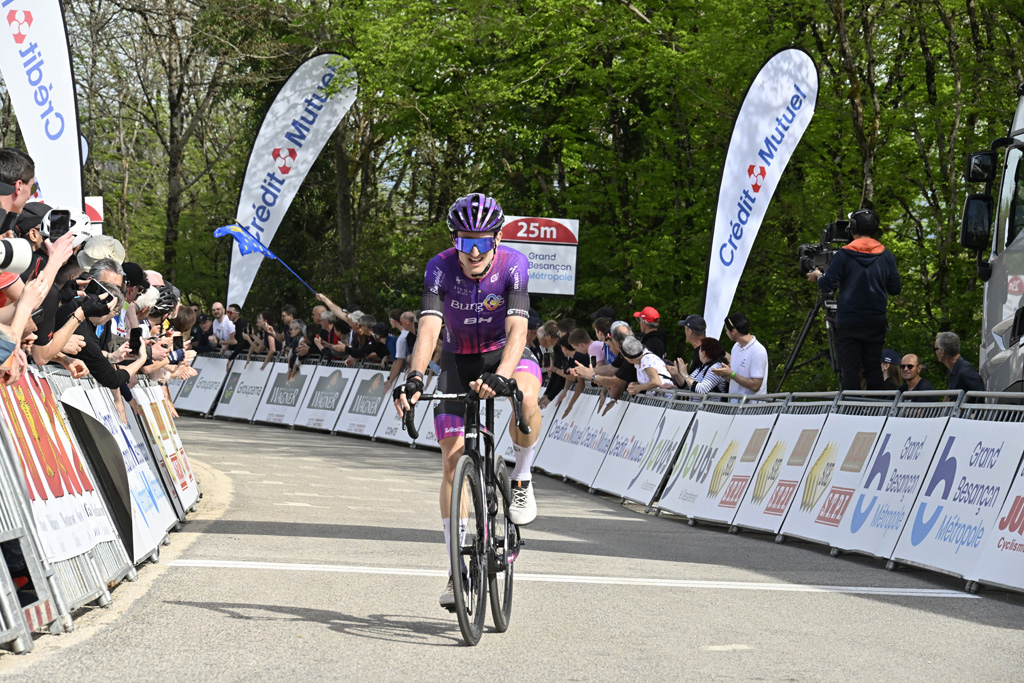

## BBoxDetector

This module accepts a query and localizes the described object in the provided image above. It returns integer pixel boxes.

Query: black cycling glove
[393,374,424,402]
[478,372,511,396]
[81,292,113,317]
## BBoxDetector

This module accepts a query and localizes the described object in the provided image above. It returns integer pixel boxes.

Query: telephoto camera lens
[0,238,33,274]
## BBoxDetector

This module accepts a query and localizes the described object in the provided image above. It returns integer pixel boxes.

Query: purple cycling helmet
[446,193,504,234]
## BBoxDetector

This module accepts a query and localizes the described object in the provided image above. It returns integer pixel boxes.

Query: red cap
[633,306,659,323]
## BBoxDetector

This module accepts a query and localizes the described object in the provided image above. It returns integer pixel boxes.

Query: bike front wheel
[488,456,515,632]
[450,455,487,646]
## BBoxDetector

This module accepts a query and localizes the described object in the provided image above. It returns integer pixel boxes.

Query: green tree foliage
[2,0,1020,390]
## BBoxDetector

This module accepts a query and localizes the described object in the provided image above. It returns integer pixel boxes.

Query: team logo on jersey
[490,273,499,283]
[482,294,504,311]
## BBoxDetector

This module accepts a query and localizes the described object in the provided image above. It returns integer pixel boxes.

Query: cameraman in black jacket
[807,209,901,391]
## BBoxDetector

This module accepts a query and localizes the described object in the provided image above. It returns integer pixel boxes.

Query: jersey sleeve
[505,248,530,318]
[420,253,446,319]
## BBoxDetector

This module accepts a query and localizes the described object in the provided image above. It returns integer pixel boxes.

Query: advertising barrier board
[75,386,177,562]
[292,366,357,431]
[830,416,948,559]
[0,373,117,562]
[687,410,779,525]
[253,362,314,425]
[731,411,828,533]
[213,361,271,421]
[374,375,438,445]
[496,396,561,463]
[779,412,886,544]
[655,405,736,517]
[892,417,1024,578]
[561,393,628,488]
[591,397,696,506]
[335,369,391,436]
[968,455,1024,591]
[135,385,201,512]
[174,356,230,414]
[166,376,184,403]
[533,392,598,477]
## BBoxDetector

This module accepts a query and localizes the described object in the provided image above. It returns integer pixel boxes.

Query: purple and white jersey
[421,246,531,354]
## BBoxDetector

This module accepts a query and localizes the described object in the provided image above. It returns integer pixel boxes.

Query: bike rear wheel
[450,455,487,646]
[488,456,515,632]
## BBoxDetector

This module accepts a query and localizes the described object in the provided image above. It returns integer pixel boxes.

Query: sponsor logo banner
[781,412,885,545]
[214,361,271,421]
[253,363,312,425]
[562,395,628,487]
[229,54,357,306]
[732,412,829,534]
[656,409,736,517]
[970,455,1024,589]
[292,366,357,431]
[0,372,116,562]
[335,369,390,435]
[501,215,579,296]
[375,375,440,445]
[893,417,1024,578]
[0,2,83,207]
[174,356,230,415]
[704,49,818,339]
[830,416,947,559]
[534,392,600,477]
[495,394,562,461]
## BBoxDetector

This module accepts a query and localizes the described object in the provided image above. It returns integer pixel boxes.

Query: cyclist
[393,193,543,609]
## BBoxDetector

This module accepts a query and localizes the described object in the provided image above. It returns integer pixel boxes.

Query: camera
[0,237,32,274]
[798,220,852,276]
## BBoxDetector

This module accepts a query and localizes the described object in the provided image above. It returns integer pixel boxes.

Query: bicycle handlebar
[402,378,530,440]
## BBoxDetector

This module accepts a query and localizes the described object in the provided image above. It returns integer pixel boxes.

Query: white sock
[459,518,468,545]
[442,517,451,573]
[511,442,535,481]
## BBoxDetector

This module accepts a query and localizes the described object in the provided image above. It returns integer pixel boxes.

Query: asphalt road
[2,417,1022,681]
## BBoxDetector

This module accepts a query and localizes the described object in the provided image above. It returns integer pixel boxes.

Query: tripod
[775,295,841,392]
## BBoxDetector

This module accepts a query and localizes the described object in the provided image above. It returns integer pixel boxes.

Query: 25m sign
[501,215,580,297]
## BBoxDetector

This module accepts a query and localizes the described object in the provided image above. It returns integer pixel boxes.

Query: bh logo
[747,165,767,193]
[849,433,892,533]
[482,293,504,311]
[6,10,32,44]
[272,148,298,175]
[910,436,957,545]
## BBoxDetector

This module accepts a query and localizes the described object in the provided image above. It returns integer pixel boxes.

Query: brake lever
[507,378,531,435]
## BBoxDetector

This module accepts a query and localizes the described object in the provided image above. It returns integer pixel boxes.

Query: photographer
[54,259,147,388]
[807,209,901,391]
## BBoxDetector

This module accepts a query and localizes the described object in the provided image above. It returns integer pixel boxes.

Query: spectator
[712,312,767,397]
[560,328,594,417]
[343,321,390,367]
[115,262,150,337]
[575,321,637,411]
[386,311,417,389]
[311,304,326,327]
[191,315,216,354]
[55,259,147,389]
[899,353,935,401]
[620,336,674,397]
[934,331,984,397]
[244,311,278,370]
[678,314,708,373]
[226,304,251,360]
[672,337,729,395]
[285,318,305,379]
[210,301,235,355]
[591,305,616,322]
[633,306,667,358]
[313,310,345,360]
[526,310,543,362]
[276,304,298,343]
[0,147,35,215]
[807,208,901,390]
[386,308,403,359]
[590,317,612,367]
[538,321,563,408]
[881,349,902,391]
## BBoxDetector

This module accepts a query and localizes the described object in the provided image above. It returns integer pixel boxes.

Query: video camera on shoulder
[798,219,852,276]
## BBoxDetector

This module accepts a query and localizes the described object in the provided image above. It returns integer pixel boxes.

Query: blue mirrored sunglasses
[453,235,496,254]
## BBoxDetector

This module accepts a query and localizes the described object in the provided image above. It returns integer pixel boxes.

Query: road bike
[404,380,528,646]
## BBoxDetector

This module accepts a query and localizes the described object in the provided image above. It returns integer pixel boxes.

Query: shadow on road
[166,600,468,646]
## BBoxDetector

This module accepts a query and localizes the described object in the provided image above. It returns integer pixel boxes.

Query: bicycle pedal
[442,603,457,614]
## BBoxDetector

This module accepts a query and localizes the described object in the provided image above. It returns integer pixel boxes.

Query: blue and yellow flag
[213,224,277,259]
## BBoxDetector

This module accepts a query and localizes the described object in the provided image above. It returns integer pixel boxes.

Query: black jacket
[641,328,668,359]
[819,238,901,327]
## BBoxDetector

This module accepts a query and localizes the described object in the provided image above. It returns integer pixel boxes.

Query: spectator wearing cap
[678,314,708,373]
[881,348,901,391]
[712,312,768,398]
[898,353,935,401]
[191,314,216,354]
[78,235,125,271]
[13,202,52,281]
[590,306,616,322]
[343,320,391,367]
[115,261,149,337]
[633,306,667,359]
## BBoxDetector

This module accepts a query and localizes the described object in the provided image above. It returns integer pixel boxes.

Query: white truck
[960,83,1024,393]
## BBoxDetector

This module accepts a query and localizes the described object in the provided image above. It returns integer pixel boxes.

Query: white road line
[168,559,978,598]
[272,502,328,509]
[704,645,753,652]
[256,481,285,485]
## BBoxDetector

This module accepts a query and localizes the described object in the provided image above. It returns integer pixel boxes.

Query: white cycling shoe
[509,480,537,526]
[439,577,455,609]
